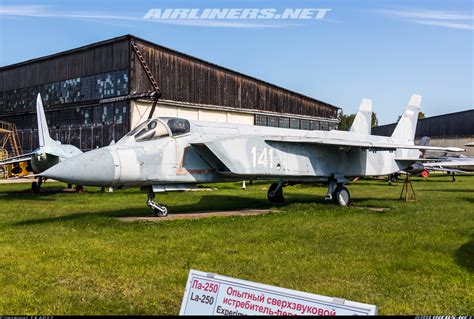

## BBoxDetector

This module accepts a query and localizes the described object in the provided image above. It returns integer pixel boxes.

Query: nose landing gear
[147,191,168,217]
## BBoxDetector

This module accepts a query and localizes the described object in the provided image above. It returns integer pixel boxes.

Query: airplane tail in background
[391,94,421,144]
[349,98,372,135]
[36,93,55,147]
[418,136,431,158]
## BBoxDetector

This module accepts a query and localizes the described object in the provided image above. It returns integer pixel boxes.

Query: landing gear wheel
[147,190,168,217]
[334,186,351,206]
[268,183,285,204]
[31,182,38,193]
[153,205,168,217]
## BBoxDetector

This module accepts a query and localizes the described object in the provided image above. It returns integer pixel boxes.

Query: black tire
[31,182,38,193]
[268,183,285,204]
[154,206,168,217]
[334,186,351,206]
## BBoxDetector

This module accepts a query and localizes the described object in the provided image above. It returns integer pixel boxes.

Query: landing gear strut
[147,190,168,217]
[267,181,285,204]
[325,175,352,206]
[31,177,44,193]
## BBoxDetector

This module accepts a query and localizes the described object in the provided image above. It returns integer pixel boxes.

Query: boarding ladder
[131,41,162,119]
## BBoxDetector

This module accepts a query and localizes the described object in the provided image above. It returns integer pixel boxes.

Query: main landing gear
[267,181,285,204]
[147,190,168,217]
[325,176,352,207]
[31,177,45,193]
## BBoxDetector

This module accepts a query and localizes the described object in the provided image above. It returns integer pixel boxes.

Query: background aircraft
[401,137,474,181]
[41,95,464,216]
[0,94,83,191]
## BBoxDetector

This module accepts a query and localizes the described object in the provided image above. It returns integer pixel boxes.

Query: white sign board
[180,269,377,316]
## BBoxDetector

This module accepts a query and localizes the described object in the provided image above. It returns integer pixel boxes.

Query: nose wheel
[147,191,168,217]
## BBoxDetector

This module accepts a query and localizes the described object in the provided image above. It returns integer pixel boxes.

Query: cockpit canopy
[125,117,191,142]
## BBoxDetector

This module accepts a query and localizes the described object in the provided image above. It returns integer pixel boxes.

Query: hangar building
[372,109,474,156]
[0,35,339,153]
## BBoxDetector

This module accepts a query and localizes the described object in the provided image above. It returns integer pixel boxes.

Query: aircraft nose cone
[41,148,116,186]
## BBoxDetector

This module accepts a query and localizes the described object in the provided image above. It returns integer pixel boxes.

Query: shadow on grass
[420,189,474,193]
[0,185,147,201]
[0,187,65,201]
[454,236,474,272]
[12,193,325,227]
[462,197,474,204]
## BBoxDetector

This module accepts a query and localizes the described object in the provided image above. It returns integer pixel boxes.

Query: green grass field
[0,176,472,315]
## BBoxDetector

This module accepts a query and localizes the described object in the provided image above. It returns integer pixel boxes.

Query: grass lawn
[0,175,472,315]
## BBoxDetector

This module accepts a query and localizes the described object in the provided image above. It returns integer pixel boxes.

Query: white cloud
[0,5,294,29]
[375,9,474,31]
[378,9,473,21]
[413,20,474,30]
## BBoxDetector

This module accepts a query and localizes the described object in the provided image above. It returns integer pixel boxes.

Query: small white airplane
[0,94,83,191]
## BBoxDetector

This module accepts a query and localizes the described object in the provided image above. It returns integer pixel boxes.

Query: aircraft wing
[0,153,34,166]
[265,137,465,152]
[425,167,467,173]
[422,160,474,172]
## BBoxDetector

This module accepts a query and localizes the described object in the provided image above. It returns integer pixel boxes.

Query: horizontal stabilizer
[0,153,34,166]
[427,167,467,173]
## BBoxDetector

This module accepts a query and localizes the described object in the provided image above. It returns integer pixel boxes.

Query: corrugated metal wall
[0,37,131,152]
[0,39,129,91]
[372,110,474,138]
[130,38,338,119]
[1,35,340,153]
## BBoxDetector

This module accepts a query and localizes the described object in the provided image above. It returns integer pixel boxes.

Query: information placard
[180,269,377,316]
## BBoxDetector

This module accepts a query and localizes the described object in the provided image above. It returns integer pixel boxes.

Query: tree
[338,113,356,131]
[418,111,425,119]
[371,112,379,128]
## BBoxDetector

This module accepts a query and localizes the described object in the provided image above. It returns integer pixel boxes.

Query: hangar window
[267,116,279,127]
[320,122,328,131]
[300,120,311,130]
[311,121,320,130]
[255,115,267,126]
[290,118,300,129]
[279,117,289,128]
[131,119,169,142]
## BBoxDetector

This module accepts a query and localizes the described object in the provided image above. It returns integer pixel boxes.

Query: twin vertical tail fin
[349,98,372,135]
[36,93,55,147]
[391,94,422,144]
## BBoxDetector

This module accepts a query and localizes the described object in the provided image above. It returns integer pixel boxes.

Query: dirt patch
[353,206,391,212]
[118,209,273,222]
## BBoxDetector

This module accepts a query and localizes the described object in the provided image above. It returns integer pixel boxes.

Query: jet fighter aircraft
[0,93,83,191]
[41,94,464,216]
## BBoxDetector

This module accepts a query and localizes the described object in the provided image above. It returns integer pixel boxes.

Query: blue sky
[0,0,472,124]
